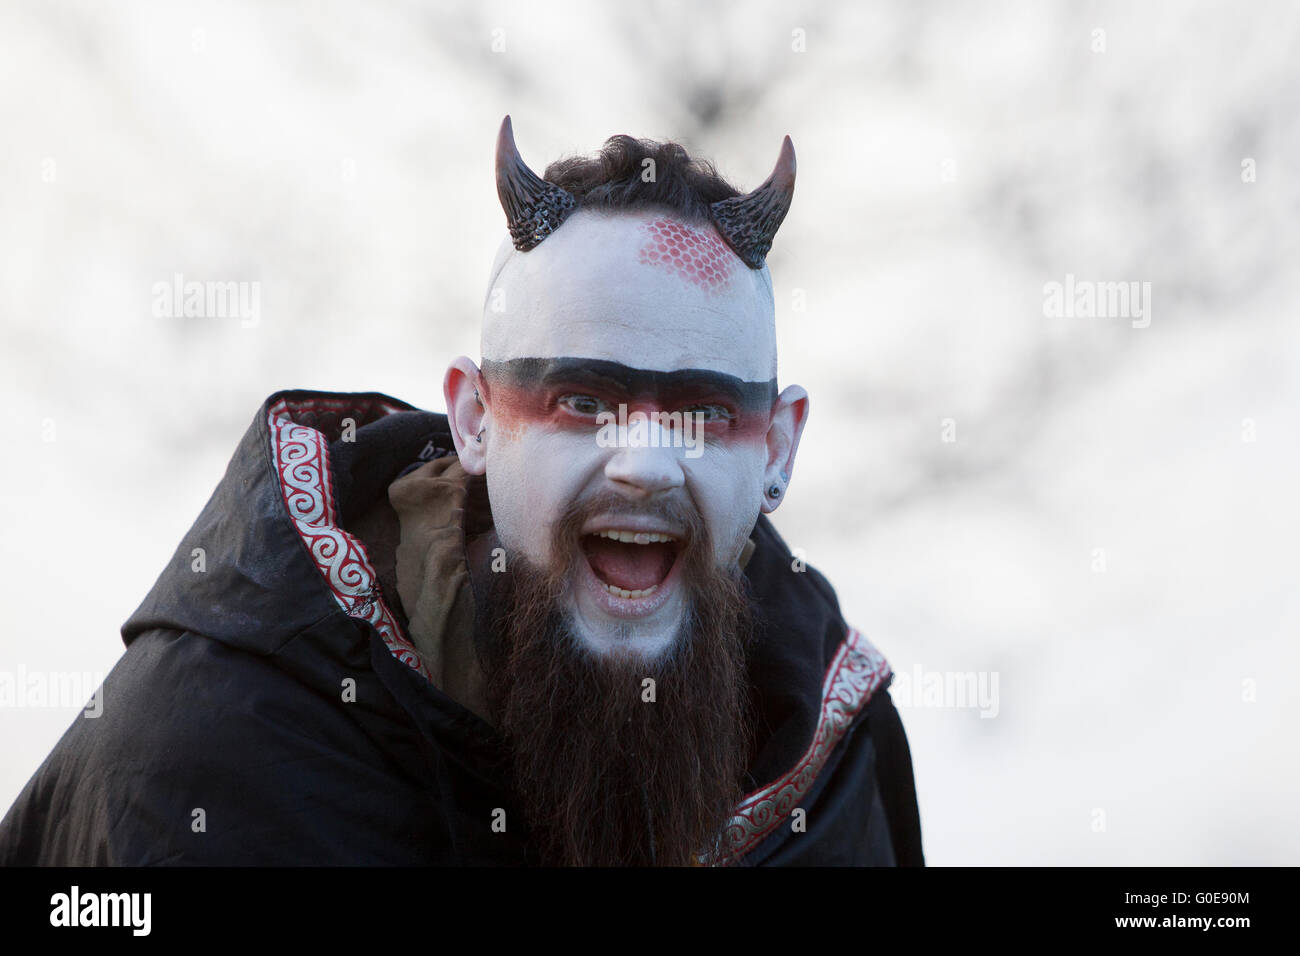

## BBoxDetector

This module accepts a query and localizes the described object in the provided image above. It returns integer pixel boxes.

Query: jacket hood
[123,390,441,667]
[122,388,895,861]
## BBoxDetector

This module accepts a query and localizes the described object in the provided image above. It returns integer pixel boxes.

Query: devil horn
[495,115,577,251]
[709,136,796,269]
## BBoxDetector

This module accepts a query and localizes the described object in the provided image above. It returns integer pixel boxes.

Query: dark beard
[477,492,757,867]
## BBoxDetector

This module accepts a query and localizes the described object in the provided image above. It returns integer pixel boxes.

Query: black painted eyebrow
[481,357,777,409]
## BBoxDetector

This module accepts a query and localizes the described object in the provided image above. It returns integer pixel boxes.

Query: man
[0,117,922,866]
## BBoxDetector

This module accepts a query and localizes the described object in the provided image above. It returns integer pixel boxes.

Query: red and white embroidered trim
[267,397,433,682]
[720,625,891,859]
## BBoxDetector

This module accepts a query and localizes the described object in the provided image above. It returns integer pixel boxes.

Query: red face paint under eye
[480,358,775,446]
[636,218,738,294]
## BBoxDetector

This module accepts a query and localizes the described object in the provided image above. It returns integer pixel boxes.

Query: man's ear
[444,356,488,475]
[760,385,809,514]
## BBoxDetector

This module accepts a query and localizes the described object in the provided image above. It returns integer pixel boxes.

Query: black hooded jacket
[0,390,923,866]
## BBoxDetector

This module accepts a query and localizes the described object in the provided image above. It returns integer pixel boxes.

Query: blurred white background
[2,0,1296,864]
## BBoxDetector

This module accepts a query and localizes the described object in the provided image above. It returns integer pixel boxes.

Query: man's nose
[603,441,687,498]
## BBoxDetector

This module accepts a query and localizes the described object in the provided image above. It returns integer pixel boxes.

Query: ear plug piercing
[767,470,789,499]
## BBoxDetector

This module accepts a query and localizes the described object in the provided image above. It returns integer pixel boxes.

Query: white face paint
[457,208,803,660]
[482,209,777,376]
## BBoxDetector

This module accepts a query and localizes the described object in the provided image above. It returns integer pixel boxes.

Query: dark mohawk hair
[542,135,743,225]
[496,116,795,266]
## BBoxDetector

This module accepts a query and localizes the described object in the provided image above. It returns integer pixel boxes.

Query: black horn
[495,115,577,252]
[709,136,796,269]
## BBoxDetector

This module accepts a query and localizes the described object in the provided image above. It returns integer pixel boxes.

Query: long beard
[477,494,757,866]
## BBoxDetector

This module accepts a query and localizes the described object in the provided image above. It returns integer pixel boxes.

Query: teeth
[587,530,677,598]
[603,582,660,599]
[594,530,677,544]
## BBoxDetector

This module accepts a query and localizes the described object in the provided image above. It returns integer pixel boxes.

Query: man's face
[445,206,807,864]
[470,209,783,661]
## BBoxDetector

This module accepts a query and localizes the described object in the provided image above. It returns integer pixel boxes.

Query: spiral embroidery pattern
[267,397,432,682]
[720,626,890,860]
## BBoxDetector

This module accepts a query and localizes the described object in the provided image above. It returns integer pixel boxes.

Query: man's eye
[680,403,734,423]
[558,394,609,416]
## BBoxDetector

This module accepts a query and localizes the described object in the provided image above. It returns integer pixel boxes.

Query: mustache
[551,490,705,554]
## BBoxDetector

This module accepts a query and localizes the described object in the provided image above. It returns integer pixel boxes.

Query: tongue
[583,538,675,591]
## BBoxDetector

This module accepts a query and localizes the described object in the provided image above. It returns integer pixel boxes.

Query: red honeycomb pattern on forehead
[636,217,736,293]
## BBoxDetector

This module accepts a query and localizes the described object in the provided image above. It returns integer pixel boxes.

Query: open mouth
[580,529,682,600]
